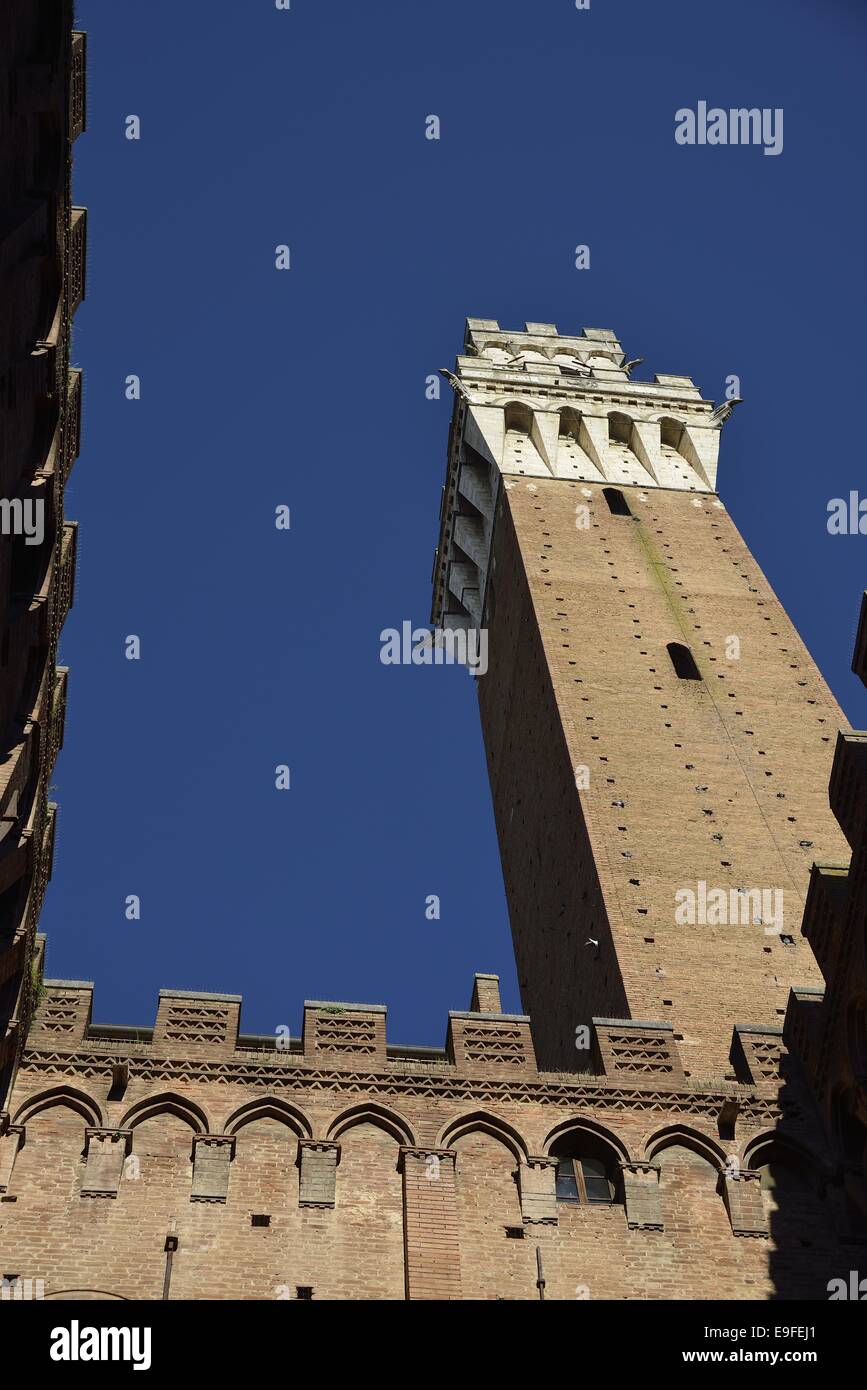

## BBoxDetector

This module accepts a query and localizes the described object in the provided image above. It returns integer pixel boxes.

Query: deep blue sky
[50,0,867,1041]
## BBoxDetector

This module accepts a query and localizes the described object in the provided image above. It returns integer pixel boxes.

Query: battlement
[25,967,794,1103]
[461,319,702,395]
[454,317,709,412]
[25,974,542,1077]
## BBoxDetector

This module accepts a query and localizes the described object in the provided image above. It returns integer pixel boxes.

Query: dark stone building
[0,0,84,1105]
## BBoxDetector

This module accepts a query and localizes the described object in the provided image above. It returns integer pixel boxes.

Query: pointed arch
[503,401,534,435]
[13,1085,102,1129]
[478,340,512,360]
[437,1110,528,1164]
[223,1097,312,1139]
[543,1116,630,1163]
[743,1130,823,1177]
[120,1092,208,1135]
[644,1124,727,1168]
[659,415,687,452]
[558,406,583,440]
[326,1103,415,1148]
[607,410,635,445]
[44,1289,131,1301]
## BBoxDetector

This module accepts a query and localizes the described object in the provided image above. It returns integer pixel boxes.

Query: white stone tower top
[432,318,733,631]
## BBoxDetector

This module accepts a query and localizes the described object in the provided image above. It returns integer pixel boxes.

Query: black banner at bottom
[0,1296,863,1375]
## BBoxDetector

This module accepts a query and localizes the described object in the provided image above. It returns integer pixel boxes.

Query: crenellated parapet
[1,963,853,1300]
[19,969,811,1135]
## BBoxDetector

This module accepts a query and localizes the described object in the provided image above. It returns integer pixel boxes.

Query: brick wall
[0,976,857,1301]
[479,481,851,1074]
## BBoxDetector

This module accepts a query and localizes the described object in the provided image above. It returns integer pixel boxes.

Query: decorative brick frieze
[593,1019,684,1081]
[28,982,93,1045]
[302,1002,387,1068]
[154,991,241,1055]
[17,1042,786,1121]
[54,521,78,630]
[730,1026,786,1087]
[447,1011,536,1072]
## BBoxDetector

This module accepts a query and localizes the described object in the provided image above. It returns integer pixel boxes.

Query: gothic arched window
[551,1133,620,1205]
[555,1154,615,1204]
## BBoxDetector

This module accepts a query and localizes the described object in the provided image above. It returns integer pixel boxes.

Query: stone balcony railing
[64,368,82,483]
[55,521,78,630]
[70,32,87,142]
[69,207,87,315]
[46,667,68,778]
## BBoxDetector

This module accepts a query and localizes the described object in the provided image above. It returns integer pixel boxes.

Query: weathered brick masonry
[436,322,851,1077]
[0,963,855,1300]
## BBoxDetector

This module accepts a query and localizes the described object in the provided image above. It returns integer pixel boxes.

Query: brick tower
[433,319,851,1078]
